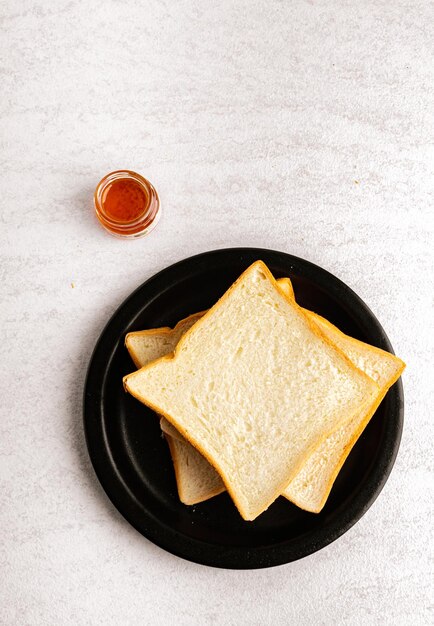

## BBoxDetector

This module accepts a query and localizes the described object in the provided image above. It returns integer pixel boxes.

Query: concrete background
[1,1,433,624]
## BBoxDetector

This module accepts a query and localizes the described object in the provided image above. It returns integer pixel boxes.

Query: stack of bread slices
[124,261,404,521]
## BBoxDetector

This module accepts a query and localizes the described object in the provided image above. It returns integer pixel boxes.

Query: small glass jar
[94,170,161,238]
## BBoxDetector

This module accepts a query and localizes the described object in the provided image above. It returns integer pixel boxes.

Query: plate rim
[83,247,404,569]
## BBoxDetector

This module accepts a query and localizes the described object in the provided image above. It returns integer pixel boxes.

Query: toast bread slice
[124,261,380,520]
[127,278,404,512]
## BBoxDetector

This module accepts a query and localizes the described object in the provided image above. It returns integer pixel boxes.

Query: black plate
[84,248,404,569]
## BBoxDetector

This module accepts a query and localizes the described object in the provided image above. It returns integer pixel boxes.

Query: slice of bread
[124,261,380,520]
[282,311,405,511]
[127,280,404,512]
[164,418,225,505]
[161,417,224,504]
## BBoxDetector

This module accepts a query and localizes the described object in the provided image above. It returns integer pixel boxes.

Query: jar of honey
[94,170,161,238]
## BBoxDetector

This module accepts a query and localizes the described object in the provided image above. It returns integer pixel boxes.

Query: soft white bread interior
[124,261,380,520]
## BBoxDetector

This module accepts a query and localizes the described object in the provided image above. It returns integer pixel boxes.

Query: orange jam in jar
[94,170,161,238]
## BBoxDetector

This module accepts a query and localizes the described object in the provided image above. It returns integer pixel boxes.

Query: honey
[94,170,160,238]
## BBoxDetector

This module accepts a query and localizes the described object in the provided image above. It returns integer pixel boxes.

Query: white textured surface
[1,1,433,624]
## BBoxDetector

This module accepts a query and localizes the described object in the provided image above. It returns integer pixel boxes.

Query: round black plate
[84,248,404,569]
